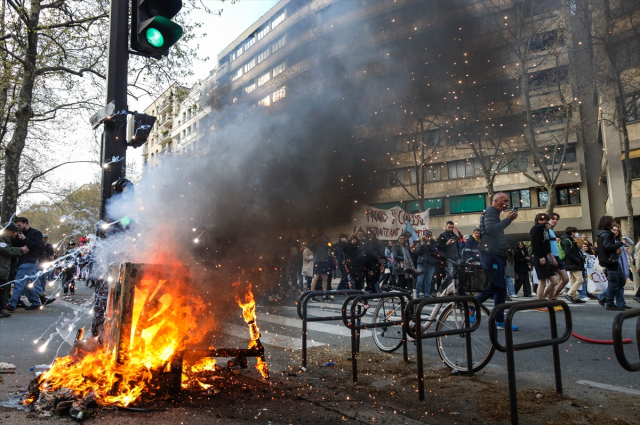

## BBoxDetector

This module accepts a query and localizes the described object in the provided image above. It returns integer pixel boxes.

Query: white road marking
[258,313,373,337]
[577,380,640,396]
[224,324,325,350]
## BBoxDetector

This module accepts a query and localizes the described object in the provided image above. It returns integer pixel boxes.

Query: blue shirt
[549,229,559,256]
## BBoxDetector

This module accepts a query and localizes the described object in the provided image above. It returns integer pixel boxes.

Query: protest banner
[584,253,608,292]
[351,204,430,240]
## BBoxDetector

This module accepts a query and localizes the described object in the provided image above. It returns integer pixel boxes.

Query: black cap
[3,222,19,232]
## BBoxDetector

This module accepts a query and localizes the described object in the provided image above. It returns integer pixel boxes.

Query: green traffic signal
[146,28,164,48]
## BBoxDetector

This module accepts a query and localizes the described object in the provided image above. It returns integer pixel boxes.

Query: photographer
[5,217,43,310]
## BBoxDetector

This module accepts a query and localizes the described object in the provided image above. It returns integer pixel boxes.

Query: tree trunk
[545,185,557,215]
[0,0,40,222]
[621,120,635,239]
[485,172,495,200]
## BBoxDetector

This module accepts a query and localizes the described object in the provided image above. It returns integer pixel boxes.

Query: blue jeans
[8,263,42,307]
[506,277,516,296]
[416,264,435,295]
[337,263,349,290]
[478,253,507,322]
[599,268,626,307]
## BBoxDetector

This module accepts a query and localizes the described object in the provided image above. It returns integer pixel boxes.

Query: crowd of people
[280,193,640,328]
[0,217,89,318]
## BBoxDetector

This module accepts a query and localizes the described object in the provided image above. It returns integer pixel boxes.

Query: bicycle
[371,256,495,374]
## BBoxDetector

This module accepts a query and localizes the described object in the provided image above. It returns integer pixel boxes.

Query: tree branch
[36,65,105,79]
[35,13,108,31]
[18,161,97,197]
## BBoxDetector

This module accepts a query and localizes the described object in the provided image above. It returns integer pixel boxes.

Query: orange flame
[38,267,207,407]
[190,357,217,373]
[233,282,269,379]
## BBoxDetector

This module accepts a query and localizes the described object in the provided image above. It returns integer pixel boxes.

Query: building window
[407,198,444,216]
[257,25,269,40]
[504,189,532,208]
[544,145,577,166]
[258,71,271,86]
[449,194,486,214]
[626,92,640,122]
[244,36,256,51]
[272,87,286,102]
[259,95,271,107]
[245,83,256,94]
[273,62,286,77]
[257,48,270,64]
[272,10,286,29]
[530,29,565,53]
[448,158,482,179]
[539,185,581,207]
[244,58,256,73]
[500,156,528,173]
[231,67,243,81]
[386,171,401,187]
[272,35,286,53]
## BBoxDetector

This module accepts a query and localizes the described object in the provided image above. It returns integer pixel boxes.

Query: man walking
[35,234,56,305]
[530,213,560,310]
[475,193,518,330]
[5,217,44,311]
[596,216,626,311]
[548,213,570,299]
[0,223,28,317]
[437,221,461,292]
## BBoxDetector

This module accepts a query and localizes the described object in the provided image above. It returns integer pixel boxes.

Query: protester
[548,213,570,299]
[62,242,78,295]
[414,231,439,297]
[301,242,314,291]
[561,227,585,303]
[437,221,461,292]
[474,193,518,330]
[5,217,44,311]
[505,246,517,300]
[634,241,640,303]
[596,216,626,311]
[378,239,395,288]
[392,234,414,292]
[597,224,630,309]
[335,234,350,290]
[513,241,532,297]
[345,230,372,291]
[530,213,561,310]
[308,236,333,301]
[462,228,481,263]
[0,223,29,317]
[365,232,384,293]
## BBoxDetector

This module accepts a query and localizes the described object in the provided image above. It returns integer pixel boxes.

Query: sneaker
[325,295,334,301]
[553,305,563,311]
[0,311,11,318]
[505,296,512,302]
[623,305,632,310]
[535,307,548,312]
[597,297,605,307]
[310,296,319,302]
[25,304,41,311]
[40,296,56,306]
[605,305,625,311]
[634,297,640,303]
[4,304,15,312]
[511,294,518,298]
[496,321,519,331]
[578,297,589,303]
[565,295,577,304]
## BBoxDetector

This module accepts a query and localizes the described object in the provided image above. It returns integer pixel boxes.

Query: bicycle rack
[403,295,481,401]
[489,300,572,425]
[296,290,364,368]
[612,308,640,372]
[342,292,411,382]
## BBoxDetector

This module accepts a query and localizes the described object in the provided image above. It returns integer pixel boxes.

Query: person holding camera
[0,223,29,317]
[5,217,43,310]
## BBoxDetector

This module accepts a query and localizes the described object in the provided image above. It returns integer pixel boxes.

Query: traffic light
[131,0,183,59]
[126,113,157,147]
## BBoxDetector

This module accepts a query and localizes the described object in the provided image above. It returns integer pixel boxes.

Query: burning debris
[23,263,269,419]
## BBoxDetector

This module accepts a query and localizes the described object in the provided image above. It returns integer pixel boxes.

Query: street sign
[90,100,116,129]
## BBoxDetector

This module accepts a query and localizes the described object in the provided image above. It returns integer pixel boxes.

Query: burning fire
[234,282,269,379]
[37,267,206,407]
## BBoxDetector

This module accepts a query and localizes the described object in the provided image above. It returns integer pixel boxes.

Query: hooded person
[6,217,44,310]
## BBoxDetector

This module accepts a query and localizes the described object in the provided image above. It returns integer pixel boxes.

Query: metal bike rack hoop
[612,308,640,372]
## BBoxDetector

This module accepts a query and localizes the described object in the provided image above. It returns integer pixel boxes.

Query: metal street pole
[99,0,129,220]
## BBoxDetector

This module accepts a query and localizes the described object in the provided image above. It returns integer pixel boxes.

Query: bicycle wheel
[371,296,405,353]
[434,303,494,373]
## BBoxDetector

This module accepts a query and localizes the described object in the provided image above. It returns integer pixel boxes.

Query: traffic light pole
[100,0,129,220]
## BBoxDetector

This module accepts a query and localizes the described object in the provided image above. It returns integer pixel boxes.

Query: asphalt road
[1,279,639,422]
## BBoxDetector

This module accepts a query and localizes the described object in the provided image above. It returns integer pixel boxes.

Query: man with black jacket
[561,227,585,303]
[438,221,461,292]
[596,216,626,311]
[530,213,559,307]
[475,193,518,330]
[5,217,44,310]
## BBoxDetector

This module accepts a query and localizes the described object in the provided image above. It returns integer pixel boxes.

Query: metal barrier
[342,292,411,382]
[612,308,640,372]
[489,299,572,425]
[296,290,364,368]
[403,295,481,401]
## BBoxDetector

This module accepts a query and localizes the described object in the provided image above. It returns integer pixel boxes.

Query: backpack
[557,240,566,260]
